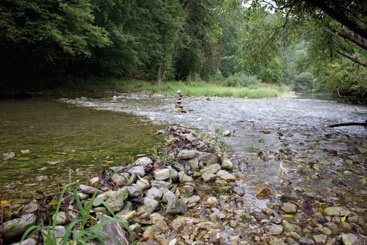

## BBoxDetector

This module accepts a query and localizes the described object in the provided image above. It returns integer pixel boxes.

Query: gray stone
[324,207,340,216]
[134,157,153,167]
[186,195,200,204]
[196,152,218,165]
[42,225,66,239]
[313,234,327,245]
[112,174,129,186]
[281,202,298,213]
[282,220,301,233]
[168,167,178,181]
[103,187,129,212]
[36,175,48,181]
[23,202,38,213]
[143,197,159,213]
[299,237,315,245]
[171,217,187,231]
[200,164,221,175]
[216,170,235,181]
[206,196,219,205]
[221,158,234,170]
[128,166,145,176]
[341,233,358,245]
[146,187,163,200]
[270,238,286,245]
[53,211,67,225]
[142,225,160,239]
[178,171,194,183]
[178,150,197,159]
[11,238,37,245]
[3,214,37,240]
[202,172,217,182]
[151,180,172,189]
[79,184,102,195]
[164,192,187,214]
[136,179,150,191]
[188,158,200,170]
[116,210,137,223]
[97,214,129,245]
[266,224,283,235]
[154,168,170,181]
[127,185,141,197]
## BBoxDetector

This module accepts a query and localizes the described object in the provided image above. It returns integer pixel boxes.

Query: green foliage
[223,73,260,87]
[294,72,314,91]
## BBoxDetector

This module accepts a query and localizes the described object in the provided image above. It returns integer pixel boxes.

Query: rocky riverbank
[2,126,367,244]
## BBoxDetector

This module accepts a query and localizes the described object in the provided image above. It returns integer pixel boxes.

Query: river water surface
[67,95,367,213]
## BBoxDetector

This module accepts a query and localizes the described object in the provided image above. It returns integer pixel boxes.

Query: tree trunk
[156,65,164,85]
[327,121,367,128]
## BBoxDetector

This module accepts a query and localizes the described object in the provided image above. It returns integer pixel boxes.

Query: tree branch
[327,26,367,51]
[336,49,367,67]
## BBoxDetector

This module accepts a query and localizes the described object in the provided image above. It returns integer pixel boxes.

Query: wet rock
[324,207,340,216]
[3,214,37,240]
[112,174,129,186]
[154,168,170,181]
[79,184,102,195]
[281,202,298,214]
[201,164,221,175]
[341,233,358,245]
[216,170,235,181]
[266,224,284,235]
[221,158,234,170]
[196,152,219,165]
[146,187,163,200]
[134,157,153,167]
[270,238,286,245]
[97,214,129,245]
[127,185,141,198]
[299,237,315,245]
[282,220,301,233]
[128,166,145,176]
[178,150,197,160]
[116,210,136,223]
[206,196,219,206]
[36,175,48,181]
[313,234,327,245]
[171,217,187,231]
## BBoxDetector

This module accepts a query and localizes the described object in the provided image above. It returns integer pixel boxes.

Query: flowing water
[0,99,163,202]
[66,95,367,213]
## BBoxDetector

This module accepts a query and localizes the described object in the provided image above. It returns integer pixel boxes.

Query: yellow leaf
[284,214,294,218]
[99,150,104,152]
[341,216,347,222]
[212,217,217,222]
[0,200,11,205]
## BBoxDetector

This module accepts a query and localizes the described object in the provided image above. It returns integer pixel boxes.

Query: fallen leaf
[341,216,347,222]
[0,200,11,206]
[256,187,271,200]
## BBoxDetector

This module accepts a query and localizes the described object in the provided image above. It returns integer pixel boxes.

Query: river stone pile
[2,126,237,244]
[173,90,187,113]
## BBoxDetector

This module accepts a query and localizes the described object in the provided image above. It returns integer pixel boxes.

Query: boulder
[221,158,234,170]
[3,214,37,240]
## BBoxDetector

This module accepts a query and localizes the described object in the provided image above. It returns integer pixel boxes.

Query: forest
[1,0,366,100]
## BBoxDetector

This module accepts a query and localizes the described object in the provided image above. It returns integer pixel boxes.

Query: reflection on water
[0,99,163,202]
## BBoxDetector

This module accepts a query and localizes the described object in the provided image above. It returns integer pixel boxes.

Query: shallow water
[0,99,163,202]
[68,95,367,213]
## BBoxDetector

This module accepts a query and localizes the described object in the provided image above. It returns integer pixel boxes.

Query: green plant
[20,170,135,245]
[150,143,174,166]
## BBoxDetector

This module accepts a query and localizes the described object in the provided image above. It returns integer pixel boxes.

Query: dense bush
[223,73,260,87]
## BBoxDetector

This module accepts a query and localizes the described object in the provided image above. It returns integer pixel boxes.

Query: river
[67,94,367,213]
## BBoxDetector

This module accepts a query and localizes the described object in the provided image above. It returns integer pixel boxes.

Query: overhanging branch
[336,49,367,67]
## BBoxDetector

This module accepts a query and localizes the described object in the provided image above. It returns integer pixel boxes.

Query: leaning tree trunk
[156,65,164,86]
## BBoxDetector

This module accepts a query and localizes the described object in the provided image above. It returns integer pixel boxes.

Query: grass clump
[20,170,134,245]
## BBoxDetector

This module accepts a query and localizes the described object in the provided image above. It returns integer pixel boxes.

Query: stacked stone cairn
[173,90,187,113]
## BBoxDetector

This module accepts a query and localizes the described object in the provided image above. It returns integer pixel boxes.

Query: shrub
[224,73,260,87]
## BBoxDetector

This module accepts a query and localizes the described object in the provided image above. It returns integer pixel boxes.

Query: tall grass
[20,170,134,245]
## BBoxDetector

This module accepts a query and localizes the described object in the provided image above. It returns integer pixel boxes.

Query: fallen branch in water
[327,121,367,128]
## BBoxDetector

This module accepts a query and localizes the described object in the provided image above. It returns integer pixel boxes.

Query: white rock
[146,187,163,200]
[216,170,235,181]
[128,166,145,176]
[154,168,170,181]
[134,157,153,167]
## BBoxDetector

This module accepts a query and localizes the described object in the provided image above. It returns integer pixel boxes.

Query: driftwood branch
[327,121,367,128]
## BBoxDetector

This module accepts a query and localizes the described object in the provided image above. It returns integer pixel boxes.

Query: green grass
[61,77,288,99]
